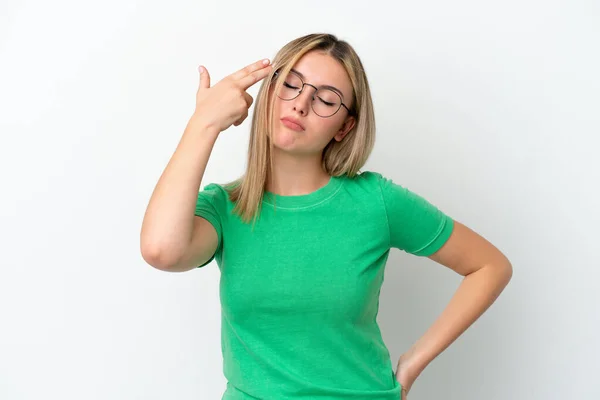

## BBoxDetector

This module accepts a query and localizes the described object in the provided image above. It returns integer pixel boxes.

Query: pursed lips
[281,117,305,131]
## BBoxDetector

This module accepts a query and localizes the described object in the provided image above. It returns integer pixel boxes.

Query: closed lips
[281,117,304,130]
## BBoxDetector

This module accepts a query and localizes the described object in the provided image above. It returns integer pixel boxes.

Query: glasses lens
[274,70,342,117]
[277,71,303,100]
[312,88,341,117]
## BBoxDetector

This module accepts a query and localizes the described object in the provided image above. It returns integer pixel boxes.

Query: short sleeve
[194,183,225,268]
[378,174,454,256]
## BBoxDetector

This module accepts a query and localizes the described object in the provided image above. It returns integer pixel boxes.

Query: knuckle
[240,66,251,78]
[229,79,239,89]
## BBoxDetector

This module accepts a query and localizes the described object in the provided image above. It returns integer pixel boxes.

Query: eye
[317,97,335,107]
[283,82,300,90]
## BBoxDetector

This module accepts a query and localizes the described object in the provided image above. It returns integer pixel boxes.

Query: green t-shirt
[194,170,454,400]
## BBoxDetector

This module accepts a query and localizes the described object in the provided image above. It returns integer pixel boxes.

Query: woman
[141,33,513,400]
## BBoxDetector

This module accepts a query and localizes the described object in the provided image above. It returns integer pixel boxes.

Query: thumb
[198,65,210,89]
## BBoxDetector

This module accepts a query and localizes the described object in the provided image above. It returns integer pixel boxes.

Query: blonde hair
[224,33,376,224]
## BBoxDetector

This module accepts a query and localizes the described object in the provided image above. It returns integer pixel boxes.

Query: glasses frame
[272,70,352,118]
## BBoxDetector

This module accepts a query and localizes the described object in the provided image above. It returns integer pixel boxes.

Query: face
[269,51,356,156]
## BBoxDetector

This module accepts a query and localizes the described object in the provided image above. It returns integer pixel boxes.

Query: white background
[1,0,598,399]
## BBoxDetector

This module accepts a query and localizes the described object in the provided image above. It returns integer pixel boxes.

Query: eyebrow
[290,68,346,100]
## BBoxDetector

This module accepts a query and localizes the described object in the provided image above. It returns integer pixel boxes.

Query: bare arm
[140,117,220,271]
[139,58,273,272]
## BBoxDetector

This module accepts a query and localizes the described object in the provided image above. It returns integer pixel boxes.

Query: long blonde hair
[225,33,376,224]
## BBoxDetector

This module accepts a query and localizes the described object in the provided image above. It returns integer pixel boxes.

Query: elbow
[140,242,180,272]
[495,256,513,286]
[504,260,514,283]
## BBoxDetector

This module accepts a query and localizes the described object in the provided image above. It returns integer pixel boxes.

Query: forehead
[291,51,352,96]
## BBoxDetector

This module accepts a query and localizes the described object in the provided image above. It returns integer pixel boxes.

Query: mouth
[281,117,305,132]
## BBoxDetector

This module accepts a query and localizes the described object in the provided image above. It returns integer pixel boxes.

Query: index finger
[237,63,273,90]
[231,58,271,82]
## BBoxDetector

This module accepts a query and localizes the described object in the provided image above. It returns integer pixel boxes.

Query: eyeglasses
[271,70,352,118]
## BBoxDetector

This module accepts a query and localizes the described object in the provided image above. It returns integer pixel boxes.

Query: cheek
[317,118,344,138]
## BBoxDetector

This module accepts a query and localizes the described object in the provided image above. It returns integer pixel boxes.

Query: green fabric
[194,171,454,400]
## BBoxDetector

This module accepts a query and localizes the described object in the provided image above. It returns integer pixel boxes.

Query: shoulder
[197,180,238,210]
[198,182,227,200]
[334,170,395,205]
[344,170,390,192]
[350,170,429,207]
[201,177,241,198]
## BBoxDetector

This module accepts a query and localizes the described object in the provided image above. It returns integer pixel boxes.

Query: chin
[272,127,301,151]
[271,126,325,156]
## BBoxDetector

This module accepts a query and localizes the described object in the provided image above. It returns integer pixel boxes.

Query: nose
[292,84,317,116]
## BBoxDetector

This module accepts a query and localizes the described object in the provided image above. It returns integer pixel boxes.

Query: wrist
[187,114,221,139]
[398,350,427,377]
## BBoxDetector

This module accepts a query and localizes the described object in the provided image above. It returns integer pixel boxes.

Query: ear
[333,116,356,142]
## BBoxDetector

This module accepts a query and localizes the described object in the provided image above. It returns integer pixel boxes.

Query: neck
[265,149,331,196]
